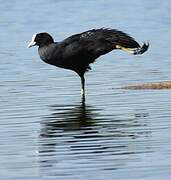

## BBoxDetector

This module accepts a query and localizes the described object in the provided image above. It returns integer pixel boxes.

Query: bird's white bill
[27,41,36,48]
[27,34,37,48]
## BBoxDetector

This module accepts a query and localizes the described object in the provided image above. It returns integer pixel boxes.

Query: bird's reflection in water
[39,99,151,161]
[38,101,152,176]
[38,100,103,170]
[40,99,100,138]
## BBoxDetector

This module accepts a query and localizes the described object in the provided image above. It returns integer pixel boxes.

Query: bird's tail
[116,42,149,55]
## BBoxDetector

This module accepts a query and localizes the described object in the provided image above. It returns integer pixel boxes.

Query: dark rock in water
[123,81,171,89]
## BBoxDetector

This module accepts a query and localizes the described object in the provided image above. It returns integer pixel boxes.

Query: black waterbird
[28,28,149,97]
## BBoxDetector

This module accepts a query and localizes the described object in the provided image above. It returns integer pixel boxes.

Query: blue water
[1,0,171,179]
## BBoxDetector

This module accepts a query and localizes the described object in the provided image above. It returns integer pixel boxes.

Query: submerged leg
[76,70,86,101]
[81,76,85,96]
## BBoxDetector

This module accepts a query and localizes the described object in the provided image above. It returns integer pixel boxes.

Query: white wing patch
[80,31,94,38]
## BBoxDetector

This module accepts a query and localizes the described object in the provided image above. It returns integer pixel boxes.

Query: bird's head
[27,32,54,48]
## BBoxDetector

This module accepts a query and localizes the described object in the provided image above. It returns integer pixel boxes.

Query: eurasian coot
[28,28,149,96]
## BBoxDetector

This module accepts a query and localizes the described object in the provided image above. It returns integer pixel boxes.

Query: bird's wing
[61,28,149,59]
[79,28,149,55]
[62,28,115,57]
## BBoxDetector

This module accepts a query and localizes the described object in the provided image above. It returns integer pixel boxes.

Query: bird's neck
[38,43,60,65]
[38,45,53,60]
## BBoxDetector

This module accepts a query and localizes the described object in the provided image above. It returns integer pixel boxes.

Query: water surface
[0,0,171,179]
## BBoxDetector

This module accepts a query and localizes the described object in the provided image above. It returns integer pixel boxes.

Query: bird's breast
[38,45,61,65]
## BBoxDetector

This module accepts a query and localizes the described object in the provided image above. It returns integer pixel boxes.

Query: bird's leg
[81,76,85,96]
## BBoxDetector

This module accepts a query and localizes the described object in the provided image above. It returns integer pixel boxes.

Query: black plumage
[28,28,149,96]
